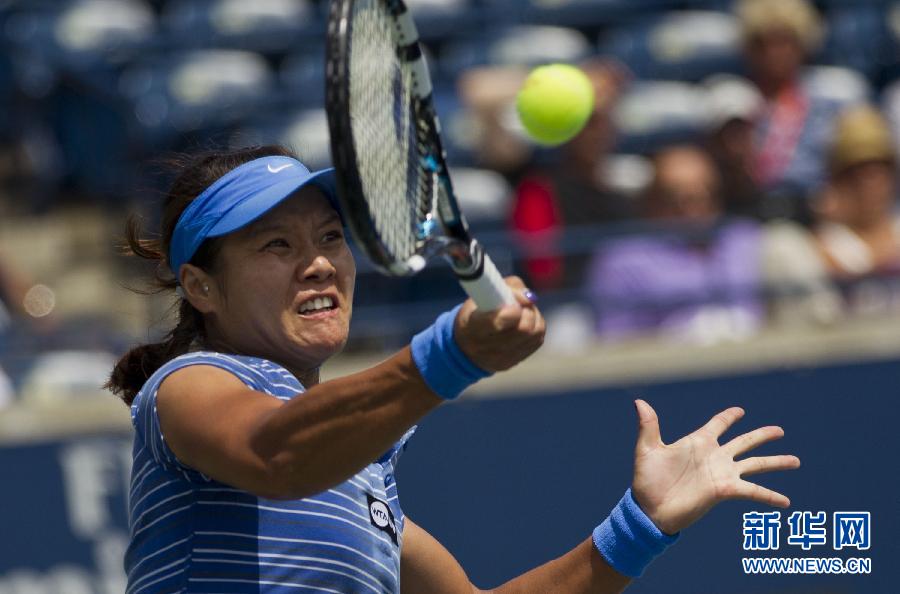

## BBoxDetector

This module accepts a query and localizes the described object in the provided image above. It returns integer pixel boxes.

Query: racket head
[326,0,445,277]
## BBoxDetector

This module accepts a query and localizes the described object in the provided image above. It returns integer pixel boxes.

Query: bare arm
[156,278,544,500]
[158,347,442,500]
[401,519,630,594]
[400,401,800,593]
[0,257,33,318]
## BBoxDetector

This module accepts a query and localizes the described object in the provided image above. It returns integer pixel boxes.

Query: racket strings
[348,0,434,264]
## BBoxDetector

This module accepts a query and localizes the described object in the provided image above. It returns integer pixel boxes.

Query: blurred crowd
[2,0,900,405]
[465,0,900,344]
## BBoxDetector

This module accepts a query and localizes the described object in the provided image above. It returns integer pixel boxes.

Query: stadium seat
[233,108,331,170]
[484,0,681,28]
[819,4,890,80]
[3,0,156,68]
[439,25,591,77]
[431,86,479,167]
[18,349,118,405]
[598,11,743,82]
[160,0,320,53]
[878,3,900,84]
[603,153,654,198]
[404,0,484,43]
[118,49,275,147]
[612,80,709,153]
[279,46,326,106]
[803,65,871,106]
[882,78,900,154]
[449,167,512,226]
[0,0,157,102]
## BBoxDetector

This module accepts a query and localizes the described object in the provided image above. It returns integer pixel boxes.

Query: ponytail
[106,144,297,405]
[107,300,204,405]
[106,214,212,405]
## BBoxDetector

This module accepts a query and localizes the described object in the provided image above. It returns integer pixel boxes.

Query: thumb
[634,399,663,455]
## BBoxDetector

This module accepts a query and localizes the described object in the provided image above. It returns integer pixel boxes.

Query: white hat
[703,75,763,130]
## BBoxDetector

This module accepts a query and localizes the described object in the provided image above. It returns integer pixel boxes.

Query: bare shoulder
[159,363,251,397]
[157,362,282,421]
[155,363,284,477]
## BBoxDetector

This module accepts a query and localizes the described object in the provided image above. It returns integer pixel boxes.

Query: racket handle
[459,253,517,311]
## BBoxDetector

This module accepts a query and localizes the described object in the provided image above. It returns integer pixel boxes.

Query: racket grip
[459,253,516,310]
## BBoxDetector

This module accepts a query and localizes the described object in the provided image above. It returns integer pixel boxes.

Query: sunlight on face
[204,186,356,373]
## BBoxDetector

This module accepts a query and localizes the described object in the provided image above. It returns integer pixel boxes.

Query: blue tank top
[125,351,414,594]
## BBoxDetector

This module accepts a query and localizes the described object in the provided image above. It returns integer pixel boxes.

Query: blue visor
[169,156,338,280]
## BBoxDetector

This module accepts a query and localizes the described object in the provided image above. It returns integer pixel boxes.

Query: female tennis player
[110,145,800,594]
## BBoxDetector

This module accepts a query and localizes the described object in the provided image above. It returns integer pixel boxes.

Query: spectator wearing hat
[762,106,900,324]
[703,75,765,219]
[738,0,849,205]
[815,107,899,277]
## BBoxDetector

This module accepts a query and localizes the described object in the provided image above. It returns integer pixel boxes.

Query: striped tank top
[126,351,414,593]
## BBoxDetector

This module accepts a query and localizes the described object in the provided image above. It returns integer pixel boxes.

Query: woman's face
[203,186,356,371]
[745,28,806,90]
[834,161,897,229]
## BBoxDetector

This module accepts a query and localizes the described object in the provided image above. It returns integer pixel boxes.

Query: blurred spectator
[738,0,846,207]
[587,146,764,344]
[818,107,899,275]
[507,61,632,290]
[703,75,765,218]
[457,65,535,178]
[0,256,33,408]
[763,105,900,325]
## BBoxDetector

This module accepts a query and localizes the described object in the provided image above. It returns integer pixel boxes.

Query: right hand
[453,276,545,372]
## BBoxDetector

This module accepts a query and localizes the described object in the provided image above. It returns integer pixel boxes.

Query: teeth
[299,296,334,313]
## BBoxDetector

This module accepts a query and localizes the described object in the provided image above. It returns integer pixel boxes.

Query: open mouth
[298,296,338,315]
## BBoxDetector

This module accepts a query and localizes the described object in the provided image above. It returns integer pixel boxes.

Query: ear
[179,263,217,314]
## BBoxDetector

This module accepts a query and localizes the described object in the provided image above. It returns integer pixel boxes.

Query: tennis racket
[325,0,516,311]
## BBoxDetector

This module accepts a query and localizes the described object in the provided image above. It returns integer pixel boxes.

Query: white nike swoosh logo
[267,163,294,173]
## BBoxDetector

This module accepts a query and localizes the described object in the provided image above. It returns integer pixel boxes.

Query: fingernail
[523,289,538,303]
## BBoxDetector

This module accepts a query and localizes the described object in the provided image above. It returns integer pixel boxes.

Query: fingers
[701,407,745,439]
[724,426,785,457]
[454,276,544,371]
[504,276,538,310]
[491,303,524,331]
[512,286,536,307]
[734,480,791,508]
[634,399,663,455]
[504,275,527,292]
[489,277,537,331]
[494,277,542,335]
[736,455,801,477]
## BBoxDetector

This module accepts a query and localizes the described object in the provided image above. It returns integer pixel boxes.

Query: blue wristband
[592,488,680,578]
[411,304,492,400]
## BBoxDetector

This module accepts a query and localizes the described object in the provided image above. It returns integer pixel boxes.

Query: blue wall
[0,358,896,593]
[398,359,898,594]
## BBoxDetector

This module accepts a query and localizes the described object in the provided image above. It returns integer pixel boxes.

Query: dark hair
[107,145,297,405]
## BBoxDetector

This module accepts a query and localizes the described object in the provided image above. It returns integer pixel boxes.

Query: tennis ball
[516,64,595,146]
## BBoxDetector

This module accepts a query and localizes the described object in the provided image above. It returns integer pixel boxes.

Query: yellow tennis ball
[516,64,595,146]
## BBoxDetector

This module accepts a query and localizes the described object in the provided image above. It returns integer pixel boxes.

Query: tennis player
[110,145,800,594]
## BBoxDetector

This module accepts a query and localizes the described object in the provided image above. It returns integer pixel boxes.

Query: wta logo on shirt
[367,494,398,544]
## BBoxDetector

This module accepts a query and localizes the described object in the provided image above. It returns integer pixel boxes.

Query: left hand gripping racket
[325,0,516,310]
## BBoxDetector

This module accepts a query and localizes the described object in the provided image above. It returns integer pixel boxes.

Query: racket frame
[325,0,515,309]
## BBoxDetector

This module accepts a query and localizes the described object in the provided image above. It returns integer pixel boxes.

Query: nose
[301,254,336,283]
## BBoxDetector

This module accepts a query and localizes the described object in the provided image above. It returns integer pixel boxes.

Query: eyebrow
[246,222,291,238]
[320,212,342,226]
[246,212,342,238]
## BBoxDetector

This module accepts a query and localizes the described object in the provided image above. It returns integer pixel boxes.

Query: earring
[203,284,209,294]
